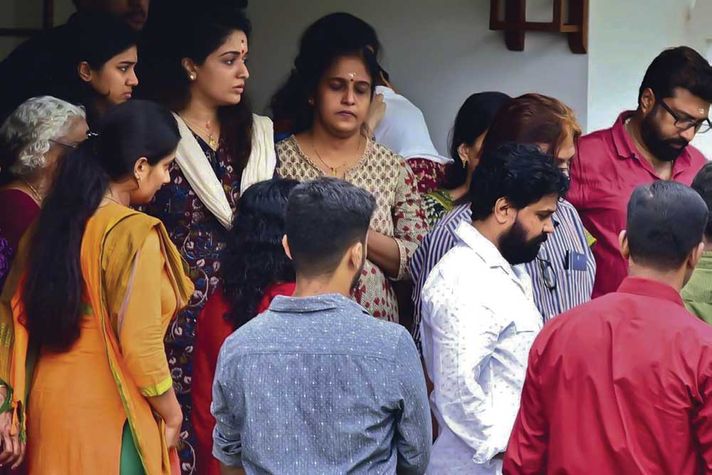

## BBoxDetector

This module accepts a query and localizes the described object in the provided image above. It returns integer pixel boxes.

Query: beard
[499,219,548,265]
[640,112,689,162]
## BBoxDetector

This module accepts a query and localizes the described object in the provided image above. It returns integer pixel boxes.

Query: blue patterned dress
[0,233,10,289]
[143,133,239,474]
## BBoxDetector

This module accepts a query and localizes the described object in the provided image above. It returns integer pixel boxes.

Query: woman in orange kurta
[0,100,192,474]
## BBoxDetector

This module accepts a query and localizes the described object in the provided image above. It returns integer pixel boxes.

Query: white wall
[246,0,589,155]
[687,0,712,156]
[3,1,711,156]
[587,0,712,156]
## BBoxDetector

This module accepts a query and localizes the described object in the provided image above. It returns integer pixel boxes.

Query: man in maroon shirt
[504,180,712,474]
[570,46,712,297]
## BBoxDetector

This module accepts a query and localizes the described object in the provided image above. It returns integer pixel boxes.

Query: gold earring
[189,73,196,81]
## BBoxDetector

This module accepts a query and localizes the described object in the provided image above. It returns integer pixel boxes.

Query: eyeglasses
[50,138,79,149]
[658,100,712,134]
[537,254,557,291]
[50,131,98,150]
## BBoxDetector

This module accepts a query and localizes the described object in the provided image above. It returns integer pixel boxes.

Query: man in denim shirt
[212,178,431,474]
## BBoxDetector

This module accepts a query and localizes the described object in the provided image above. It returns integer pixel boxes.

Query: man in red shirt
[503,180,712,474]
[569,46,712,297]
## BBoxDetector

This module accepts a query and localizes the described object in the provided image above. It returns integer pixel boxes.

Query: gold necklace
[21,179,43,203]
[180,114,219,149]
[313,146,344,176]
[312,137,363,177]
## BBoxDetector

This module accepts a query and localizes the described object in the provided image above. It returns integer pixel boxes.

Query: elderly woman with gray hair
[0,96,88,284]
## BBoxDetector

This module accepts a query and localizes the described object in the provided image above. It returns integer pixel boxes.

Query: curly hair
[222,178,299,328]
[0,96,85,182]
[470,143,569,221]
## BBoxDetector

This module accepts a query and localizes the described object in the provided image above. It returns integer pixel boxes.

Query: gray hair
[0,96,86,178]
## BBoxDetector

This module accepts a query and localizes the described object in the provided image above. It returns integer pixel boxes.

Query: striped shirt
[410,199,595,350]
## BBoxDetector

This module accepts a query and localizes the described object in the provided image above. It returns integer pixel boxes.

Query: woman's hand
[146,386,183,449]
[366,229,401,278]
[0,407,24,469]
[164,413,183,449]
[365,93,386,136]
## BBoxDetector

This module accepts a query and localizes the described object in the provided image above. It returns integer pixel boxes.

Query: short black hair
[627,180,708,271]
[286,178,376,277]
[692,163,712,240]
[469,142,569,221]
[638,46,712,103]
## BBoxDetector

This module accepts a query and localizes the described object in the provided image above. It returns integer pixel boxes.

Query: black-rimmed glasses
[537,254,557,291]
[658,100,712,134]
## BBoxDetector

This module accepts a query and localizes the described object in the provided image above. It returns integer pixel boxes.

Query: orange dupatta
[0,204,193,474]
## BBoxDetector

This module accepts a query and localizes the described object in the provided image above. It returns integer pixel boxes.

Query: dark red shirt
[569,111,707,297]
[0,188,40,250]
[504,276,712,474]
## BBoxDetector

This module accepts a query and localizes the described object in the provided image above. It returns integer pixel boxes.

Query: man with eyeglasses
[569,46,712,298]
[420,143,568,474]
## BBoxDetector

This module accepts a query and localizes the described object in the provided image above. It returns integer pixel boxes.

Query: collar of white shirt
[454,220,533,299]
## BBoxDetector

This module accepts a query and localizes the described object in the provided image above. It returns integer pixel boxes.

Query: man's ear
[689,241,705,271]
[493,197,514,225]
[349,241,364,270]
[639,87,656,115]
[282,235,293,261]
[618,230,630,260]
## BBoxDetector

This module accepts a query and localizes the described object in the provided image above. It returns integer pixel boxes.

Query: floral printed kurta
[143,133,239,475]
[276,135,427,322]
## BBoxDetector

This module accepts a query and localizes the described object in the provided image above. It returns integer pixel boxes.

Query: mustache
[664,138,689,148]
[533,233,548,246]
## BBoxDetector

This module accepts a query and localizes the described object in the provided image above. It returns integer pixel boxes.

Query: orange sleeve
[116,229,173,397]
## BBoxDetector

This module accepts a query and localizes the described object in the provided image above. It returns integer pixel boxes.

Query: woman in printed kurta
[141,8,276,472]
[0,100,192,474]
[276,138,425,321]
[272,16,427,322]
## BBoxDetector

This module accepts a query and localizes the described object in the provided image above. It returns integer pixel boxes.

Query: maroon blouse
[0,188,40,250]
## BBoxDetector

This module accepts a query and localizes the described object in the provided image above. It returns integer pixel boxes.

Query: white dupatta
[172,113,276,230]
